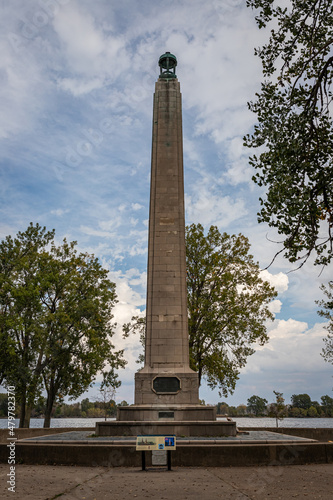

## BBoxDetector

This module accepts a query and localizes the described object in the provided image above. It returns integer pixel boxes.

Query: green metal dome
[159,52,177,79]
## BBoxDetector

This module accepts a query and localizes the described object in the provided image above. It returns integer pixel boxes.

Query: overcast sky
[1,0,332,407]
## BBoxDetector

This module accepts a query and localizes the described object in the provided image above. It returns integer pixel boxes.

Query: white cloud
[260,270,289,294]
[268,299,282,315]
[131,203,143,211]
[243,319,327,374]
[222,137,254,186]
[0,37,47,138]
[186,190,247,228]
[79,225,116,239]
[50,208,69,216]
[57,77,105,96]
[53,1,129,83]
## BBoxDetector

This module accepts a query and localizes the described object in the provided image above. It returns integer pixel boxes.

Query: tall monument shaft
[145,77,189,368]
[134,53,200,408]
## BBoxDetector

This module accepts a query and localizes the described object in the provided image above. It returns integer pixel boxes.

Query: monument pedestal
[123,368,216,421]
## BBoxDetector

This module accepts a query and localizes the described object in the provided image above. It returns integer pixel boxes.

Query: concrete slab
[1,464,332,500]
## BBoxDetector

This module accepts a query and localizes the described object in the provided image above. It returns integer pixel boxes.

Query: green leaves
[186,224,277,397]
[247,394,268,416]
[267,390,288,427]
[246,0,333,266]
[0,223,125,427]
[316,280,333,364]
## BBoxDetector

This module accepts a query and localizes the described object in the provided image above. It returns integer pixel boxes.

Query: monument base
[117,404,216,422]
[95,419,237,437]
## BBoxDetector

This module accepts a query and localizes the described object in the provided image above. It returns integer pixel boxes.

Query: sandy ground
[1,463,333,500]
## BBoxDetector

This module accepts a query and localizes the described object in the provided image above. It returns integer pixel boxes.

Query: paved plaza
[1,463,332,499]
[22,429,314,444]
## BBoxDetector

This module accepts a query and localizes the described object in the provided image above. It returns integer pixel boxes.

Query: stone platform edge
[0,441,332,467]
[1,427,332,443]
[96,420,236,437]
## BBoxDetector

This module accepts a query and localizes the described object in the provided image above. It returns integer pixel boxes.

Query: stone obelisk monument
[134,52,200,415]
[118,52,215,422]
[97,53,236,434]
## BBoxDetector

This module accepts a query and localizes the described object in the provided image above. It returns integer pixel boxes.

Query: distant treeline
[1,393,332,419]
[217,394,333,418]
[0,394,129,419]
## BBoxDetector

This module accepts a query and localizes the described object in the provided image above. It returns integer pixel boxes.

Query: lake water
[0,417,332,429]
[231,417,333,428]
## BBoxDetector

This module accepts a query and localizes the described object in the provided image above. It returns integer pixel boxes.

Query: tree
[308,405,318,417]
[227,406,238,418]
[245,0,333,267]
[321,394,333,416]
[289,406,301,418]
[317,281,333,364]
[39,241,125,428]
[267,390,288,427]
[94,370,120,421]
[217,401,229,415]
[81,397,93,416]
[186,224,277,397]
[0,223,55,427]
[247,395,268,416]
[237,404,248,416]
[298,408,308,418]
[291,393,313,410]
[0,223,125,427]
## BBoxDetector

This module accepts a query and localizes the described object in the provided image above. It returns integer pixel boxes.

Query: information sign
[136,435,176,451]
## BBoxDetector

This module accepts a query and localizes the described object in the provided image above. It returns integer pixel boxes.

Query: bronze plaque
[158,411,174,419]
[153,377,180,393]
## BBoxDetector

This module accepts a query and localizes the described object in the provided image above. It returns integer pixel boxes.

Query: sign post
[136,435,176,471]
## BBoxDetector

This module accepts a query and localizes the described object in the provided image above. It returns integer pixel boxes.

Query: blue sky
[1,0,332,407]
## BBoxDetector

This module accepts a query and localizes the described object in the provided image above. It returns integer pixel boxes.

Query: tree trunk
[43,376,56,428]
[43,403,52,428]
[23,406,31,428]
[19,393,26,428]
[44,392,54,428]
[198,365,202,386]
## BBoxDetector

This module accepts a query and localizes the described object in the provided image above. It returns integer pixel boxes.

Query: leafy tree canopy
[291,393,313,409]
[0,223,125,427]
[245,0,333,267]
[247,394,268,416]
[321,394,333,416]
[186,224,277,397]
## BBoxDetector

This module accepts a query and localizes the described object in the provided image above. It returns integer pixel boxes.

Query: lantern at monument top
[159,52,177,79]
